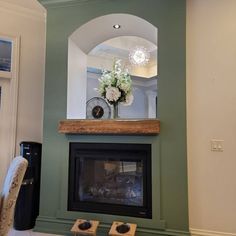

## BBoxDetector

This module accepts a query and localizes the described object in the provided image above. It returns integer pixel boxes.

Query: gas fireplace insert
[68,142,152,218]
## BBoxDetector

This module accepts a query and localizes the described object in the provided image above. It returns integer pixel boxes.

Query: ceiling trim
[0,1,46,21]
[38,0,107,8]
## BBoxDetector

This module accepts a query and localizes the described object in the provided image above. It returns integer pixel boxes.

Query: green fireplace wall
[36,0,188,235]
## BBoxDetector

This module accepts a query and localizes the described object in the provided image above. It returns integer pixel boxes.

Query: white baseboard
[190,228,236,236]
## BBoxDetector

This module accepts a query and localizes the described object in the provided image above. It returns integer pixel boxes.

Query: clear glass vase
[113,103,119,119]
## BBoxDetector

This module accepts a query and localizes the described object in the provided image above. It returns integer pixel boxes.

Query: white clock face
[86,97,111,119]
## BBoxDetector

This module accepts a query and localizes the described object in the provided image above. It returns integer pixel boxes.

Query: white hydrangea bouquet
[98,59,133,118]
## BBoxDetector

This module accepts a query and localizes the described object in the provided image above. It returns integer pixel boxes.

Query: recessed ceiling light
[113,24,121,29]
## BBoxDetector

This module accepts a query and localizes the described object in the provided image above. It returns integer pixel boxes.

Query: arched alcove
[67,13,158,119]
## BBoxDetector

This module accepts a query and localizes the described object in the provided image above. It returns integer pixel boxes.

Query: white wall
[0,0,46,153]
[67,39,87,119]
[2,0,45,12]
[187,0,236,235]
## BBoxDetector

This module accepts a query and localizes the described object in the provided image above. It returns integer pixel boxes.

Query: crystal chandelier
[129,46,150,66]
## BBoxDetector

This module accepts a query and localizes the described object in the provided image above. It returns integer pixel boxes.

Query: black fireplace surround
[68,142,152,218]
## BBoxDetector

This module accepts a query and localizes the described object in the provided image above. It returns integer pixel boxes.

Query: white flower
[97,59,133,106]
[118,81,131,93]
[105,87,121,102]
[114,59,121,70]
[117,74,132,93]
[122,93,134,106]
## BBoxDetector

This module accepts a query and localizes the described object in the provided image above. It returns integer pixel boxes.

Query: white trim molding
[190,228,236,236]
[8,35,20,160]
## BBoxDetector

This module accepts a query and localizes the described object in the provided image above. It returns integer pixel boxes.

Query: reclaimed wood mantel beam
[58,119,160,135]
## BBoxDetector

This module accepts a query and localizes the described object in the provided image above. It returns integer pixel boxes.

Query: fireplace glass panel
[68,143,152,218]
[78,158,143,206]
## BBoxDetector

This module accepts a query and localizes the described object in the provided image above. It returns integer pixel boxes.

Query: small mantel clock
[86,97,111,119]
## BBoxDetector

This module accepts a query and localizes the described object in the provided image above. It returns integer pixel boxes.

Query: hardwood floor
[8,229,62,236]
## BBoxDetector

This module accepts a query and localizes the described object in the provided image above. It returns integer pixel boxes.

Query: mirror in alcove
[67,13,158,120]
[86,36,158,119]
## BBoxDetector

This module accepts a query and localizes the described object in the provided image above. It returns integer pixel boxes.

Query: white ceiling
[69,13,158,78]
[89,36,157,67]
[70,13,158,54]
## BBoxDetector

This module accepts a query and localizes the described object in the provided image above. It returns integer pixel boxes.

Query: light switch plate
[211,139,224,152]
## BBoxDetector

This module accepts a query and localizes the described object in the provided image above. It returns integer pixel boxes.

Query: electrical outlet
[211,139,224,152]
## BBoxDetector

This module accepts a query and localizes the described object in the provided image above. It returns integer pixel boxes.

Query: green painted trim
[35,216,190,236]
[38,0,107,8]
[54,137,165,230]
[40,0,188,234]
[39,0,92,5]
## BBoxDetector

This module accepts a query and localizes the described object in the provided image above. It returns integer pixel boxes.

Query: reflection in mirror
[0,39,12,72]
[67,13,158,120]
[86,36,158,119]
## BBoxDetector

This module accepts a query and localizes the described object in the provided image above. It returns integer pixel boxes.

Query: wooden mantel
[58,119,160,135]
